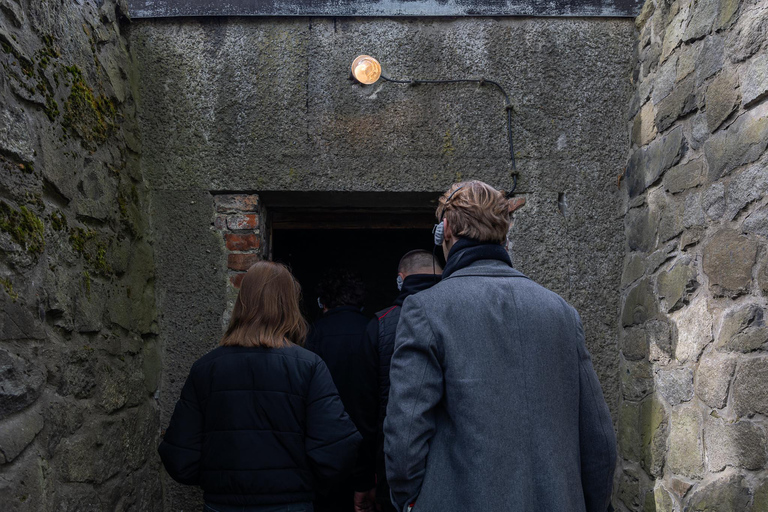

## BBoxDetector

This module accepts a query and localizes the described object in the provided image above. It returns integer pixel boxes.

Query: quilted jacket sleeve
[158,371,204,485]
[305,359,363,484]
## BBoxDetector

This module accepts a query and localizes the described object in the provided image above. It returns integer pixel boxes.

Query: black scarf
[395,274,441,306]
[441,238,512,279]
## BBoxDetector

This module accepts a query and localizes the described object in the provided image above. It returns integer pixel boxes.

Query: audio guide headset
[433,186,464,246]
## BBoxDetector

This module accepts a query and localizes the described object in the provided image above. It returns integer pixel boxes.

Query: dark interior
[272,228,442,323]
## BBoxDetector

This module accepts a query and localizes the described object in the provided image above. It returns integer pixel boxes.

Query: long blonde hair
[221,261,308,348]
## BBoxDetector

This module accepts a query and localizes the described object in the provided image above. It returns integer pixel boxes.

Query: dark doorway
[264,191,441,323]
[273,228,440,322]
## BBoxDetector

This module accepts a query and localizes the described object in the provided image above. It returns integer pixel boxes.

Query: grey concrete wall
[0,1,162,510]
[617,0,768,509]
[130,15,635,510]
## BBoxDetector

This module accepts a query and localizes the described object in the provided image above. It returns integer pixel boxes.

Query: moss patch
[49,210,67,231]
[69,227,112,275]
[62,66,118,149]
[0,202,45,253]
[0,278,18,302]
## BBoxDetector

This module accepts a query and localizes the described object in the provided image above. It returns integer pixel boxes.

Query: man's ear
[443,217,453,241]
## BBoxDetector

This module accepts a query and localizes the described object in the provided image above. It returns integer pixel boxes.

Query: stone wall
[618,0,768,509]
[0,1,161,510]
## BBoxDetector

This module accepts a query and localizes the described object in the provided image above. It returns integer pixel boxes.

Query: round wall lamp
[349,55,518,196]
[351,55,382,85]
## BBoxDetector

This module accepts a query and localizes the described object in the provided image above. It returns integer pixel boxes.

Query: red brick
[213,214,227,230]
[225,233,260,251]
[508,197,527,213]
[230,272,246,288]
[215,194,259,213]
[228,253,260,271]
[227,214,258,231]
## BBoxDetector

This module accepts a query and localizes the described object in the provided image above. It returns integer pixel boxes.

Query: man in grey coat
[384,181,616,512]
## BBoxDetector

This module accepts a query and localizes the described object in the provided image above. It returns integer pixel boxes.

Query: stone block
[702,229,757,296]
[662,8,688,62]
[0,349,46,421]
[655,367,694,406]
[760,261,768,294]
[652,484,675,512]
[732,357,768,417]
[726,7,768,62]
[703,182,725,220]
[677,42,700,83]
[742,53,768,107]
[695,35,724,86]
[686,473,752,511]
[690,111,709,150]
[622,253,646,287]
[673,297,713,363]
[668,477,693,498]
[717,303,768,352]
[622,278,659,327]
[683,191,705,228]
[227,253,260,271]
[657,261,698,313]
[658,195,684,243]
[0,406,43,463]
[716,0,740,30]
[704,417,767,471]
[632,101,658,147]
[621,357,654,401]
[664,159,705,194]
[681,227,705,250]
[646,241,677,274]
[652,55,679,105]
[627,206,660,252]
[705,102,768,181]
[627,126,685,197]
[214,194,259,213]
[648,318,676,365]
[724,163,768,220]
[695,353,736,408]
[706,70,739,132]
[142,340,162,394]
[641,395,668,478]
[621,327,649,361]
[655,75,696,132]
[744,205,768,238]
[618,399,642,462]
[754,480,768,512]
[683,0,717,42]
[0,107,34,162]
[667,404,704,478]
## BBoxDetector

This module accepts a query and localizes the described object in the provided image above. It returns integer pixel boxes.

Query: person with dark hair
[364,250,442,512]
[385,181,616,512]
[159,261,362,512]
[306,269,377,512]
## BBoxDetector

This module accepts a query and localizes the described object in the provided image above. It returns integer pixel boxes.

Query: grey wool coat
[384,259,616,512]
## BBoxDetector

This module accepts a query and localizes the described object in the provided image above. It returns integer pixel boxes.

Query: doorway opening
[264,192,441,322]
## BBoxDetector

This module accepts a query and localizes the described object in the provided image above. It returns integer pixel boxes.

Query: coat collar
[442,259,529,280]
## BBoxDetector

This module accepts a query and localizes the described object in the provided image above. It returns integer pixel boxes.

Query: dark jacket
[158,344,362,507]
[367,274,440,508]
[307,306,378,491]
[384,258,617,512]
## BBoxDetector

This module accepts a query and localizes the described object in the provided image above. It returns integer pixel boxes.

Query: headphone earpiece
[433,221,445,246]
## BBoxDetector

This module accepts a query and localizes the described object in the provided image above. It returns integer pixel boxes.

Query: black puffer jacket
[158,344,362,507]
[306,306,378,492]
[369,274,439,508]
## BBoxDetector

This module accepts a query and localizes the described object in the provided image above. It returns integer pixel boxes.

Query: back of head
[398,249,443,275]
[437,180,511,244]
[221,261,308,348]
[317,269,365,310]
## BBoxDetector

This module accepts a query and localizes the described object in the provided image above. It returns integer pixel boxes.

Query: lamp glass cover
[351,55,381,85]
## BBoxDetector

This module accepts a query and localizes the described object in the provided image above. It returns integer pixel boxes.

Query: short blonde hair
[437,181,511,244]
